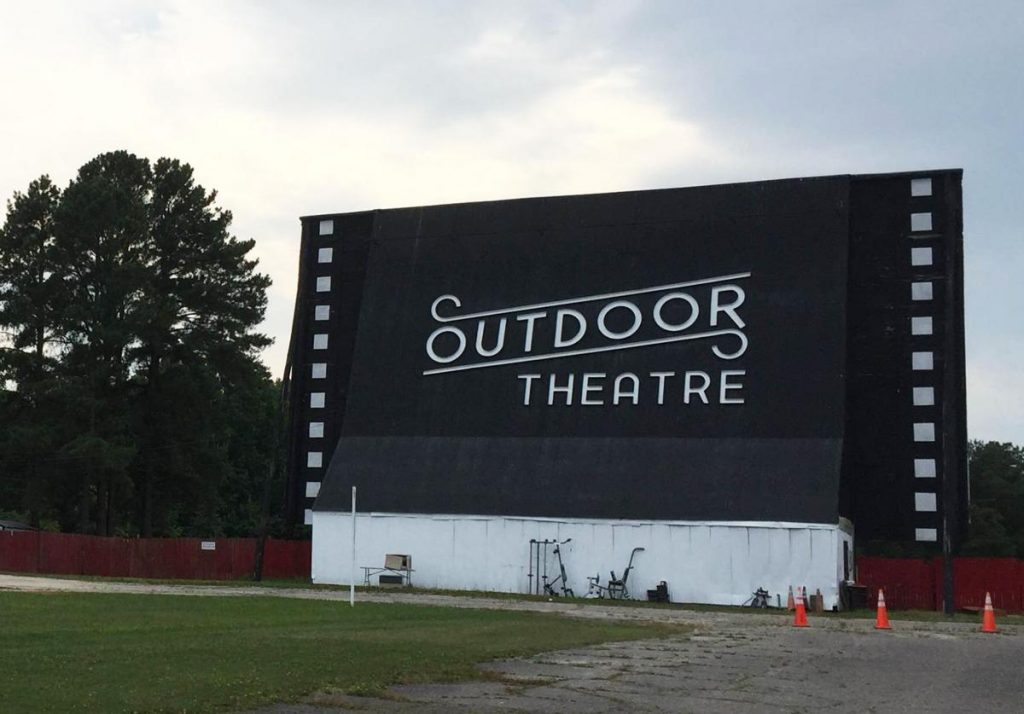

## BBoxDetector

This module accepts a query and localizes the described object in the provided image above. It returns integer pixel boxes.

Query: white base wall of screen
[311,511,853,610]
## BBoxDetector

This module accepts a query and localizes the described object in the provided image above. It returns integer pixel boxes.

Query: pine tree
[0,151,276,536]
[0,176,68,526]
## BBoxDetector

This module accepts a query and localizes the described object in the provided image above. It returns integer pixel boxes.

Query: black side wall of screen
[841,171,966,547]
[284,212,373,525]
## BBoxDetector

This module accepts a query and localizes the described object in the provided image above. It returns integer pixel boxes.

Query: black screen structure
[286,171,967,547]
[310,178,850,524]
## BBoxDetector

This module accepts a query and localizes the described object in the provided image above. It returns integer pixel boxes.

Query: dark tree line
[0,151,285,537]
[962,440,1024,557]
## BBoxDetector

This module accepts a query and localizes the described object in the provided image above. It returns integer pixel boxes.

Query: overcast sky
[1,1,1021,442]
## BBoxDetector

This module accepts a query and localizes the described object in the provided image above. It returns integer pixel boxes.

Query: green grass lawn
[0,592,678,714]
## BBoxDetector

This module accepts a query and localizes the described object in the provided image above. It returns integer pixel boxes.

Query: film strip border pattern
[908,176,941,542]
[301,217,337,525]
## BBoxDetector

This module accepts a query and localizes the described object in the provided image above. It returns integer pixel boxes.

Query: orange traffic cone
[793,586,809,627]
[786,585,795,611]
[874,589,891,630]
[981,592,997,633]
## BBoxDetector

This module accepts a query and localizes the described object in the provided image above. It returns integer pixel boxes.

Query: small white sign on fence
[200,541,216,551]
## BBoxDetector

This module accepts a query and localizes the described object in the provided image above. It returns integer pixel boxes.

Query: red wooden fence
[858,556,1024,612]
[0,530,310,581]
[3,534,1020,609]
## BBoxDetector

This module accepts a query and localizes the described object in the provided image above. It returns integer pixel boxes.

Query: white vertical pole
[350,485,356,607]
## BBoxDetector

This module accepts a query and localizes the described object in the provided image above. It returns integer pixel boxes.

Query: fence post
[932,557,944,612]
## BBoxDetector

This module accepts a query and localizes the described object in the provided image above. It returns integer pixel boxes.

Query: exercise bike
[585,547,645,600]
[543,539,574,597]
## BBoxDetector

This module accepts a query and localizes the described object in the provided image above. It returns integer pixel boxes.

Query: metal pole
[542,540,549,594]
[536,542,541,594]
[350,486,356,607]
[942,515,953,615]
[940,174,964,617]
[527,540,535,595]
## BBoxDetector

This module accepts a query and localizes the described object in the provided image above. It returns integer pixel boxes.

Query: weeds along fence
[858,556,1024,612]
[0,530,310,580]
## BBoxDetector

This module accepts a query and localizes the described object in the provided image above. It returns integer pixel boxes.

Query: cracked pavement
[256,623,1023,713]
